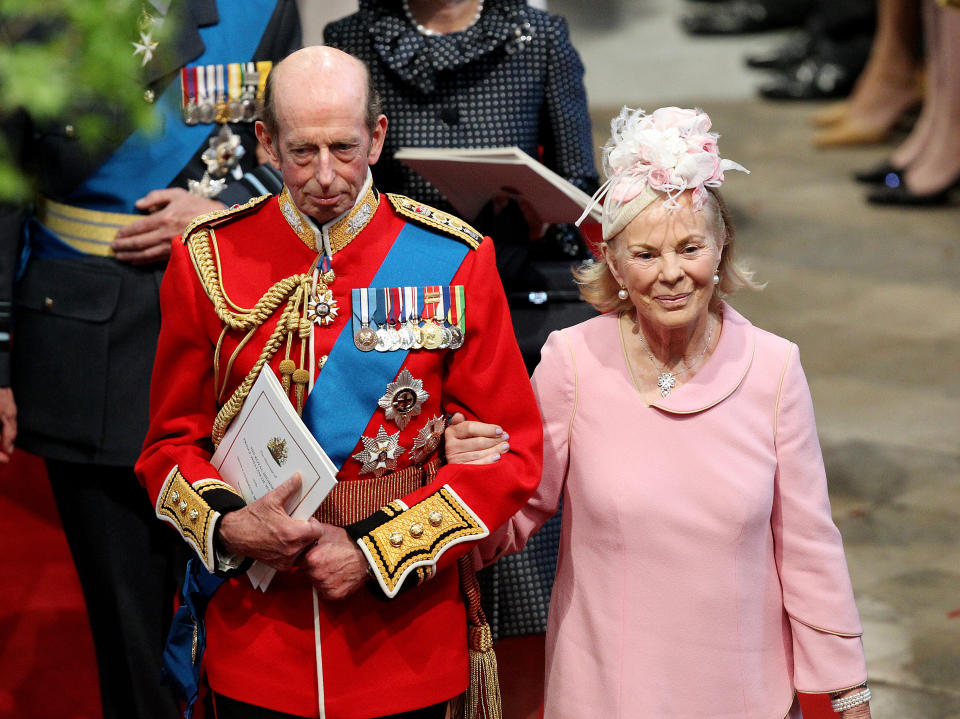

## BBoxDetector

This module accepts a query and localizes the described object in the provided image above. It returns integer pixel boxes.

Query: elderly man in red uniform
[136,46,542,719]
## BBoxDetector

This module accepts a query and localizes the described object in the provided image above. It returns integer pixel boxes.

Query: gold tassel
[449,553,503,719]
[292,368,310,416]
[278,359,295,395]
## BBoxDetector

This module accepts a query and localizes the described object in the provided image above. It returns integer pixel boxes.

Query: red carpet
[0,450,835,719]
[0,452,101,719]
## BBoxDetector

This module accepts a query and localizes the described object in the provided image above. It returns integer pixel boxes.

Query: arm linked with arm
[476,328,576,567]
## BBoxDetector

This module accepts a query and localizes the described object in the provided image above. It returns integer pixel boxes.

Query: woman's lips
[654,292,691,307]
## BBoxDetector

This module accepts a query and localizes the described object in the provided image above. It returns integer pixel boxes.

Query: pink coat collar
[644,302,755,415]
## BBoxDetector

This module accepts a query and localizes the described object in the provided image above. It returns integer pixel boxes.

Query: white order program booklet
[211,368,338,591]
[394,145,602,225]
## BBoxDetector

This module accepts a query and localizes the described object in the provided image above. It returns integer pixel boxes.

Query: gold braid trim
[211,285,306,446]
[184,227,313,447]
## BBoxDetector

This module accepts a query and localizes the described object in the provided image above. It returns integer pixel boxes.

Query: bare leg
[889,0,940,169]
[901,1,960,193]
[814,0,922,146]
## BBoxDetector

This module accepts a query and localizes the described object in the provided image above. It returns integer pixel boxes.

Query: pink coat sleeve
[772,343,868,692]
[477,329,576,565]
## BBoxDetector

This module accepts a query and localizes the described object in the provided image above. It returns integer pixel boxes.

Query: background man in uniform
[0,2,299,717]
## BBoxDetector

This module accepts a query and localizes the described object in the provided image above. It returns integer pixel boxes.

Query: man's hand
[444,412,509,465]
[112,188,225,265]
[217,474,324,571]
[300,525,371,600]
[0,387,17,463]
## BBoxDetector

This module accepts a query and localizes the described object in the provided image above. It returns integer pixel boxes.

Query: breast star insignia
[378,369,429,430]
[353,426,406,477]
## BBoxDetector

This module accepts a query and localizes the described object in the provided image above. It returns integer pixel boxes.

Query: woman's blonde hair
[573,187,763,313]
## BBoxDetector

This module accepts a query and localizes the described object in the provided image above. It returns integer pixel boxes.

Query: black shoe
[758,58,855,100]
[866,175,960,206]
[853,161,904,185]
[682,0,810,35]
[745,32,812,70]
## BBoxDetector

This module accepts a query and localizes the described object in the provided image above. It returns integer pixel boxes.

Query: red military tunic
[135,180,543,718]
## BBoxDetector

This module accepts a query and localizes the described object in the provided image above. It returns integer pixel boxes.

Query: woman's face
[605,191,721,332]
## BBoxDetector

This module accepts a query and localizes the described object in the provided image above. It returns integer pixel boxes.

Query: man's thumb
[269,472,303,509]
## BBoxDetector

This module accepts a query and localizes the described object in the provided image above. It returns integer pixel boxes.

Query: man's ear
[255,121,281,167]
[366,114,388,166]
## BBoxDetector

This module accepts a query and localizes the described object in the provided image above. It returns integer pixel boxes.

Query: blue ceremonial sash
[67,0,276,213]
[302,222,470,468]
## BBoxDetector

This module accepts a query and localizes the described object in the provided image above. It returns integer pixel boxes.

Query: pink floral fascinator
[576,106,750,241]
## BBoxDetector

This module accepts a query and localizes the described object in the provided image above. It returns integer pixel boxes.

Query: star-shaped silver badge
[132,30,159,66]
[353,426,405,477]
[202,126,246,179]
[410,415,446,465]
[307,287,339,326]
[187,174,226,198]
[378,369,429,430]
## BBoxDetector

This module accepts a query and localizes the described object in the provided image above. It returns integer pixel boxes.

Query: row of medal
[352,286,466,353]
[179,61,273,125]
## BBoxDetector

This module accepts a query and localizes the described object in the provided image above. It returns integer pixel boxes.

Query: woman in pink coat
[447,107,874,718]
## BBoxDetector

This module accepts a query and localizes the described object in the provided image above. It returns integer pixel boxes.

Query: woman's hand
[444,412,510,465]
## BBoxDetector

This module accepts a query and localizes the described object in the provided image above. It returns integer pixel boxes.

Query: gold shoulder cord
[185,228,313,446]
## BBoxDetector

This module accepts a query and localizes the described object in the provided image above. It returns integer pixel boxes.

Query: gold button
[43,297,54,309]
[389,532,404,548]
[179,500,188,512]
[64,124,75,138]
[143,89,156,103]
[409,522,424,539]
[189,509,199,522]
[428,511,442,527]
[171,490,180,502]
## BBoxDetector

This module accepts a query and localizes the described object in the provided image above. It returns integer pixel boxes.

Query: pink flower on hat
[596,106,749,211]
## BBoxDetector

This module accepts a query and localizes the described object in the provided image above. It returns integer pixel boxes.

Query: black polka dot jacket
[324,0,599,222]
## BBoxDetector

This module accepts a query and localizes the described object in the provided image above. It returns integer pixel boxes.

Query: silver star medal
[132,30,159,66]
[132,10,160,67]
[187,174,226,198]
[410,415,446,465]
[202,125,246,179]
[307,286,339,326]
[353,426,405,477]
[378,369,428,430]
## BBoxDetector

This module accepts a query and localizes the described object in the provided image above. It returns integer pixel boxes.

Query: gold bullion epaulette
[181,193,272,242]
[386,194,482,250]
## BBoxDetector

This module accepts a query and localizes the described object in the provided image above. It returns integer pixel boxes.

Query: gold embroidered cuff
[155,467,243,572]
[352,485,488,598]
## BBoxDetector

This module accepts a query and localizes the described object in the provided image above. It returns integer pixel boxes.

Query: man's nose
[314,150,336,187]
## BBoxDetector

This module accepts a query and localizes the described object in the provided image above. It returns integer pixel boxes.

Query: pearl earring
[617,287,629,300]
[712,273,720,286]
